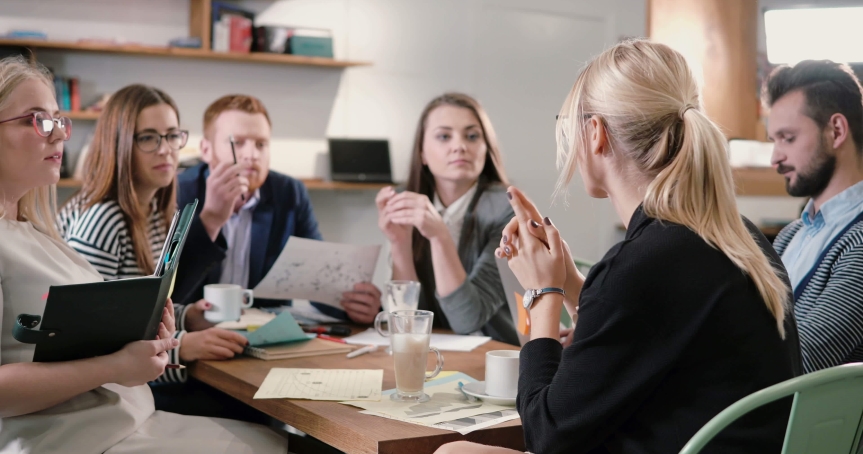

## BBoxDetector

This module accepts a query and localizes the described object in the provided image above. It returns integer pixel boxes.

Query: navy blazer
[173,163,345,318]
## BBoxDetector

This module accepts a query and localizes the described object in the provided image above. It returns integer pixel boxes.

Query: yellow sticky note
[515,292,530,335]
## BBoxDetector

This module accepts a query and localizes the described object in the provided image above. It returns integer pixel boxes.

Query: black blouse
[517,207,801,454]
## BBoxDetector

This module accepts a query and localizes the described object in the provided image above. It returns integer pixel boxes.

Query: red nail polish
[503,235,508,243]
[530,220,540,228]
[544,217,552,225]
[507,192,512,200]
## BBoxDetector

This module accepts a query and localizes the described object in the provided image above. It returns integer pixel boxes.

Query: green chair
[680,362,863,454]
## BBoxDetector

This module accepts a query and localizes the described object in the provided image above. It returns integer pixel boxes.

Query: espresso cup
[485,350,520,398]
[203,284,254,323]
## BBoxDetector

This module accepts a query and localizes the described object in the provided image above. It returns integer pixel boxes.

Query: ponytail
[555,39,789,337]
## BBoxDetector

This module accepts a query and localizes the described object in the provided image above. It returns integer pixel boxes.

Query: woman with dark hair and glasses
[58,84,187,281]
[56,84,192,382]
[375,93,518,344]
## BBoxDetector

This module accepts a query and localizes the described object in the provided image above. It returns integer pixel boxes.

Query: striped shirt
[774,217,863,373]
[57,196,166,280]
[57,196,187,383]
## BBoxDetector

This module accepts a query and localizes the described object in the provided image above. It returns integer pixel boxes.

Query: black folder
[12,200,198,362]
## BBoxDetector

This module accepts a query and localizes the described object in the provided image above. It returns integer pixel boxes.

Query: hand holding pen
[229,135,245,203]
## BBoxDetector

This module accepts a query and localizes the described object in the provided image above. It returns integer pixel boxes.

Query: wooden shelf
[0,39,371,68]
[62,111,101,120]
[732,167,788,197]
[57,178,389,191]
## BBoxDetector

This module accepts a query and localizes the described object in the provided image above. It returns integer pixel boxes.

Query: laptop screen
[328,138,393,183]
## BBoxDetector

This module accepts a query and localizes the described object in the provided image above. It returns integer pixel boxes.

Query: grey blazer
[415,184,519,345]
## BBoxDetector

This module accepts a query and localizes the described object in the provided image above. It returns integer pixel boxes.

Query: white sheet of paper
[254,368,383,401]
[343,328,492,352]
[253,237,381,309]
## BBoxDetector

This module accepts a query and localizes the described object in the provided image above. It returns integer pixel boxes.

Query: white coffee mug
[203,284,254,323]
[485,350,520,398]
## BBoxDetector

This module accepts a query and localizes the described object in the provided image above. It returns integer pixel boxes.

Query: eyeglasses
[134,130,190,153]
[0,112,72,140]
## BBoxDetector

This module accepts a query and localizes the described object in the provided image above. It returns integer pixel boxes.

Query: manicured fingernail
[530,220,540,228]
[507,192,512,200]
[544,217,552,225]
[502,235,508,243]
[505,246,511,255]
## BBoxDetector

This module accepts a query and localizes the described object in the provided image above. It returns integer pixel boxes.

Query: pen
[347,344,377,359]
[165,364,186,370]
[229,135,246,202]
[303,325,353,336]
[318,334,347,344]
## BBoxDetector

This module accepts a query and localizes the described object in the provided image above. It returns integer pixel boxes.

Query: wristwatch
[522,287,566,310]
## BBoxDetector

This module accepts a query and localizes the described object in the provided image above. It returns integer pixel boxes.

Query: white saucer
[461,381,516,406]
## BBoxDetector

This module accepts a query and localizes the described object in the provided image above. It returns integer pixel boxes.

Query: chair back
[679,363,863,454]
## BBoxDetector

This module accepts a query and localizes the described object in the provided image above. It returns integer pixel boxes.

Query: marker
[347,344,377,359]
[318,334,347,344]
[229,135,245,202]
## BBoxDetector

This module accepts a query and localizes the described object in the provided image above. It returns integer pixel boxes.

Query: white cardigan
[0,219,286,454]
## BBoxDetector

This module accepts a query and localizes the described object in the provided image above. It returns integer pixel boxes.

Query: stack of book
[53,75,80,112]
[211,2,254,53]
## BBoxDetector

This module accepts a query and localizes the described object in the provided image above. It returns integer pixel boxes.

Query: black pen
[229,135,246,202]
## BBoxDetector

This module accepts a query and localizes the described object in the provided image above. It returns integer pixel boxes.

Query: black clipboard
[13,199,198,362]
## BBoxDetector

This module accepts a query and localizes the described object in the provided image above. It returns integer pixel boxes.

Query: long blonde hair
[0,55,59,239]
[556,40,788,337]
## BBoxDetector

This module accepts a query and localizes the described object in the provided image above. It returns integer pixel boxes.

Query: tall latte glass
[375,310,444,402]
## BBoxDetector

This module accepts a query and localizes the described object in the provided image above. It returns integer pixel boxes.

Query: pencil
[165,364,186,370]
[229,135,246,202]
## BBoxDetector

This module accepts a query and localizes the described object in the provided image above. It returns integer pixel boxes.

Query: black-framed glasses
[134,130,190,153]
[0,112,72,140]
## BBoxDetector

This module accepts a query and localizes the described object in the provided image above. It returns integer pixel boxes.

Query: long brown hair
[71,84,179,275]
[555,40,788,337]
[406,92,509,258]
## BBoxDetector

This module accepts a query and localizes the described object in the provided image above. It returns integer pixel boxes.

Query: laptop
[328,138,393,183]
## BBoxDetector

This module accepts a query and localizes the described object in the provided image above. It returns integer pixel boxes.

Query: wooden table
[189,334,525,454]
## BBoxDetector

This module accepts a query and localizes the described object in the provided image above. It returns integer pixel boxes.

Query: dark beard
[783,140,836,198]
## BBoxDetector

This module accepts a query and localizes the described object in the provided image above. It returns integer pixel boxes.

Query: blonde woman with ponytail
[436,40,801,454]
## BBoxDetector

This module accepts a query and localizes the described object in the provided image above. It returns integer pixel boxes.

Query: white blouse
[0,219,286,453]
[433,184,478,248]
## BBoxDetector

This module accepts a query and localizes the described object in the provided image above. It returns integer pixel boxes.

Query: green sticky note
[241,311,310,347]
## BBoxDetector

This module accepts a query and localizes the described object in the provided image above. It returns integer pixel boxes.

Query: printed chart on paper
[254,368,383,401]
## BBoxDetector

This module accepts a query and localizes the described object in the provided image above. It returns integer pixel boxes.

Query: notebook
[13,200,198,362]
[244,337,353,361]
[238,309,354,360]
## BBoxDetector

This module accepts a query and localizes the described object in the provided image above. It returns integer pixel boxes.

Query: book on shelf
[211,2,255,53]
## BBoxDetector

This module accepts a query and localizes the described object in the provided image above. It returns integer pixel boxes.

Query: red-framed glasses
[0,112,72,141]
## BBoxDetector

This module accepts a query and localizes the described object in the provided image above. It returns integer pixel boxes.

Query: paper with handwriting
[253,237,381,309]
[254,368,383,401]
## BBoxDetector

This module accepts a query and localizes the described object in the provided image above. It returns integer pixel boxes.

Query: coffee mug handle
[241,290,254,308]
[425,346,444,380]
[374,311,390,337]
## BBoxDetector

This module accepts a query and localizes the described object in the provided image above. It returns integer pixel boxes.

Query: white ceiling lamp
[765,7,863,65]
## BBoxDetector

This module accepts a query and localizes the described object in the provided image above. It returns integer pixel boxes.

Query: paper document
[344,328,492,352]
[254,368,383,401]
[433,409,520,435]
[214,308,276,330]
[344,372,510,426]
[253,237,381,309]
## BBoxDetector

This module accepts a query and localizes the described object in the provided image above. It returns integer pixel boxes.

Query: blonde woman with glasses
[436,40,801,454]
[0,56,287,453]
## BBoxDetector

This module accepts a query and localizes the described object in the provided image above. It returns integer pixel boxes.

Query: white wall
[0,0,647,286]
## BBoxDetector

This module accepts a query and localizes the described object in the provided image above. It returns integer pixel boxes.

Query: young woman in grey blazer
[376,93,518,345]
